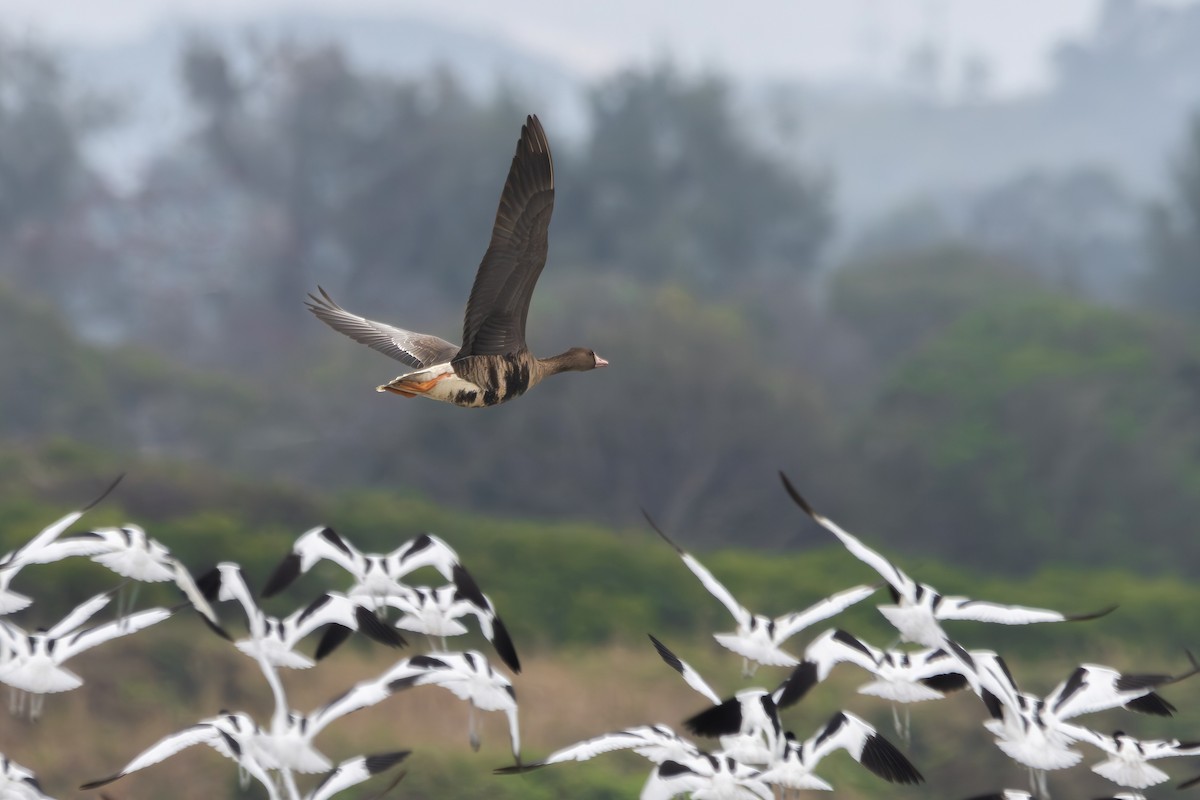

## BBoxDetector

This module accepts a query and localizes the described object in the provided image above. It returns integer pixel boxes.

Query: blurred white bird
[261,528,460,608]
[0,475,123,615]
[80,711,281,800]
[781,473,1115,647]
[384,651,521,763]
[200,562,404,669]
[0,590,171,719]
[645,511,875,675]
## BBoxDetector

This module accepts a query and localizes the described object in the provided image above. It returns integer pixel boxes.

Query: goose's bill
[594,355,609,367]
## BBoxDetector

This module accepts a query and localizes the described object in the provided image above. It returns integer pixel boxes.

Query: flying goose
[306,114,606,408]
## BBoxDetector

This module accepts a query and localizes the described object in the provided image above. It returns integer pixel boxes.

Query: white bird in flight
[780,473,1115,648]
[644,511,875,675]
[80,711,282,800]
[200,562,404,669]
[0,590,171,720]
[261,527,460,607]
[0,475,123,615]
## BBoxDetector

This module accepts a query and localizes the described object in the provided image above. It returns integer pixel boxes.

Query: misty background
[5,2,1200,798]
[3,0,1200,573]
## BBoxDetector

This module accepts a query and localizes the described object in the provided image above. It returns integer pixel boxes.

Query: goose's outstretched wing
[306,287,459,369]
[457,115,555,358]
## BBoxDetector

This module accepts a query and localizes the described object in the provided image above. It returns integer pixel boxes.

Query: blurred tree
[559,62,832,293]
[838,256,1200,573]
[849,168,1145,306]
[178,36,525,370]
[1143,111,1200,315]
[0,35,116,298]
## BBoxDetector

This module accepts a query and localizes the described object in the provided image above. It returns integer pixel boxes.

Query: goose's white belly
[381,365,492,407]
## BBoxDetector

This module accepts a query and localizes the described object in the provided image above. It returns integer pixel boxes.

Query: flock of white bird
[0,472,1198,800]
[0,477,523,799]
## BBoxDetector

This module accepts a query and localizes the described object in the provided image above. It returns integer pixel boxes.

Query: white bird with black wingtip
[644,511,876,676]
[199,562,404,670]
[780,473,1115,648]
[383,650,521,764]
[0,589,172,720]
[260,527,460,610]
[797,627,976,739]
[0,476,123,616]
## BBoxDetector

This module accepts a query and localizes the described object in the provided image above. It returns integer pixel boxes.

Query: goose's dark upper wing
[306,287,460,369]
[457,115,555,358]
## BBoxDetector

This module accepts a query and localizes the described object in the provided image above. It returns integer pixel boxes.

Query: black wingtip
[354,605,407,649]
[683,699,742,738]
[82,473,125,511]
[641,509,684,553]
[194,566,222,603]
[494,761,546,775]
[775,661,819,709]
[1179,772,1200,790]
[261,552,301,599]
[648,633,686,676]
[920,671,971,694]
[490,615,521,674]
[778,471,817,517]
[860,732,924,785]
[1124,691,1175,717]
[199,612,233,642]
[364,750,411,775]
[1066,604,1118,623]
[315,624,354,661]
[80,774,122,791]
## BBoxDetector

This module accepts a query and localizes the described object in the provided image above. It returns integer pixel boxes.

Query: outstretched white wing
[648,634,723,705]
[389,533,461,582]
[306,672,399,738]
[802,628,882,681]
[45,591,113,639]
[780,474,915,600]
[306,751,410,800]
[81,723,226,787]
[261,526,364,597]
[644,512,750,628]
[56,607,172,663]
[774,585,877,643]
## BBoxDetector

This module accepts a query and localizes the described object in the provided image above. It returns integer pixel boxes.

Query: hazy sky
[0,0,1144,93]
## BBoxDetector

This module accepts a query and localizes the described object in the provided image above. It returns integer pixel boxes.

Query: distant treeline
[1,33,1199,572]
